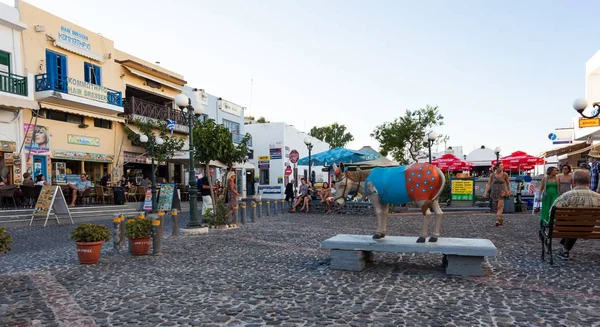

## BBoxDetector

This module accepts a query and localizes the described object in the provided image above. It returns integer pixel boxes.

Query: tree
[123,119,186,165]
[309,122,354,149]
[371,105,444,165]
[191,119,251,208]
[256,116,269,123]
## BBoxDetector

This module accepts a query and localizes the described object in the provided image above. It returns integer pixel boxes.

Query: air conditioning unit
[34,25,46,32]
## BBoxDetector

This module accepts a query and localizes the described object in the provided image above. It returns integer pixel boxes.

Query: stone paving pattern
[1,210,600,326]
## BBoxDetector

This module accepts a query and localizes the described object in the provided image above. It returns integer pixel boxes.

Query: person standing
[552,170,600,260]
[539,166,560,224]
[587,149,600,192]
[227,172,241,223]
[284,179,295,206]
[201,170,214,215]
[558,164,573,195]
[484,162,511,226]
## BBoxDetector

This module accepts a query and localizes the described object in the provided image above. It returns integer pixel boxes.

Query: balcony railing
[0,72,28,97]
[123,96,185,125]
[35,73,123,106]
[232,132,252,146]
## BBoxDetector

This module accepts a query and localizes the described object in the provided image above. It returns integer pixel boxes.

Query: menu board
[157,183,175,211]
[30,186,73,227]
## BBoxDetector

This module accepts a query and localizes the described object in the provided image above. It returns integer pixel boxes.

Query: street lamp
[427,131,438,163]
[139,134,164,212]
[304,137,313,183]
[494,146,501,162]
[175,93,204,228]
[573,98,600,119]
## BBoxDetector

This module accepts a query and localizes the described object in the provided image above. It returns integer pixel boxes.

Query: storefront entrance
[33,155,47,181]
[246,169,255,196]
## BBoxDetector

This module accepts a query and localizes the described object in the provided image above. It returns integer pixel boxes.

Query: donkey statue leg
[416,199,431,243]
[428,200,445,243]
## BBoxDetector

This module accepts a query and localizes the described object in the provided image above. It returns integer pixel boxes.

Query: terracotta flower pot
[75,241,104,264]
[129,237,152,255]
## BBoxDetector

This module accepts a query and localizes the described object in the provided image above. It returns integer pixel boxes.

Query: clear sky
[5,0,600,157]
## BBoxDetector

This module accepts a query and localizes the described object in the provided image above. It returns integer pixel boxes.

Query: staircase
[0,204,139,228]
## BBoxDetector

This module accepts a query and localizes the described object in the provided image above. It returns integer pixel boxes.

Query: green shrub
[203,197,230,226]
[0,227,12,254]
[125,218,153,239]
[70,223,112,243]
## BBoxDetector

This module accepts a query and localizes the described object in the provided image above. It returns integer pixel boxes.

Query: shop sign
[59,25,91,51]
[269,148,282,159]
[0,140,16,152]
[124,151,151,165]
[131,114,189,134]
[67,77,111,103]
[11,153,22,185]
[258,155,270,161]
[67,134,100,146]
[219,99,244,117]
[52,150,114,163]
[578,118,600,128]
[24,123,50,154]
[451,179,474,201]
[258,185,282,194]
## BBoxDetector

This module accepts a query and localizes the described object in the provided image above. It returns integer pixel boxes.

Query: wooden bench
[321,234,497,276]
[540,207,600,264]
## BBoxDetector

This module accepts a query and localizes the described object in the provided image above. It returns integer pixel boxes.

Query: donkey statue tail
[420,166,446,215]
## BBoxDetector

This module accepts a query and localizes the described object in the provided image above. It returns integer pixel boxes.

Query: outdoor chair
[94,185,109,204]
[0,185,18,209]
[20,185,35,208]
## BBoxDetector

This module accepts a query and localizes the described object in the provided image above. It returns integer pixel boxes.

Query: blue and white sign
[59,26,91,51]
[548,133,557,141]
[258,186,282,194]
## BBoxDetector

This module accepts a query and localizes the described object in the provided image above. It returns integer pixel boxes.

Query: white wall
[0,2,26,75]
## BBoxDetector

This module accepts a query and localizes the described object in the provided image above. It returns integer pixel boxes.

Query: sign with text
[270,148,282,159]
[579,118,600,128]
[67,135,100,146]
[285,167,292,176]
[157,183,177,211]
[30,186,73,227]
[258,156,270,161]
[59,25,91,51]
[258,185,282,194]
[219,99,244,117]
[451,179,474,201]
[53,150,114,163]
[143,189,152,212]
[67,77,110,103]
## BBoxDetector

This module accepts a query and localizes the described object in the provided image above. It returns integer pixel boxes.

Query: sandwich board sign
[29,186,74,227]
[157,183,181,211]
[143,188,152,212]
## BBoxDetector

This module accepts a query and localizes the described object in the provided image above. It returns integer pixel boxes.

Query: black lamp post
[573,98,600,118]
[139,134,164,212]
[494,146,501,162]
[304,137,313,183]
[174,93,203,228]
[427,131,438,163]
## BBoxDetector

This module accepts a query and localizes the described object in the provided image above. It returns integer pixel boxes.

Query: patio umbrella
[297,147,380,166]
[492,151,545,173]
[431,154,473,172]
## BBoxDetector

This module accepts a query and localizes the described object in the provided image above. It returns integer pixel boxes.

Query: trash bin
[503,196,515,214]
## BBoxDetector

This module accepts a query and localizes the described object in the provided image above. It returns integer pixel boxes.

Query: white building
[245,122,329,199]
[0,2,37,184]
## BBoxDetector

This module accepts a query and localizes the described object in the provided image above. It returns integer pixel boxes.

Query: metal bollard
[280,200,285,215]
[258,201,263,218]
[119,214,126,249]
[272,200,277,216]
[251,202,257,222]
[157,211,165,238]
[112,215,121,251]
[232,204,239,225]
[152,218,162,255]
[171,209,179,236]
[240,203,247,224]
[266,201,271,217]
[137,212,145,219]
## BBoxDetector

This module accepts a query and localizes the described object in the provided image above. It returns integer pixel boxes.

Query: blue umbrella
[297,147,380,166]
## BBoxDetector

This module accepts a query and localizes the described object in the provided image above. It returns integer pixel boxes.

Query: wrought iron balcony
[123,96,185,125]
[0,72,28,97]
[232,132,252,146]
[35,73,122,106]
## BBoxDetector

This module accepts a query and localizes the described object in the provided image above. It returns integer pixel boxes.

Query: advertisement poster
[12,153,22,185]
[56,162,67,183]
[24,124,50,154]
[157,183,176,211]
[451,179,474,201]
[33,185,56,216]
[270,148,282,159]
[143,189,152,212]
[67,135,100,147]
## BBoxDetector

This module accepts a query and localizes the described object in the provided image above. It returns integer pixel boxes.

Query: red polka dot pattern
[404,163,444,201]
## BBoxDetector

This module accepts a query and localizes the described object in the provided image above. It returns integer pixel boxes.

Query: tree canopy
[370,105,444,165]
[123,119,185,163]
[309,122,354,149]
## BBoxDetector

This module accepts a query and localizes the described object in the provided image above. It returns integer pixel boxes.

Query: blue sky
[6,0,600,157]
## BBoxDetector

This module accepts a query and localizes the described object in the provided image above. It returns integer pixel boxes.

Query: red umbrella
[432,154,473,172]
[492,151,545,166]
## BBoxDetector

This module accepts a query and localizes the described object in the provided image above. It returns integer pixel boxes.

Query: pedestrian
[285,179,295,206]
[539,166,559,225]
[587,149,600,192]
[201,170,214,215]
[483,162,511,226]
[552,170,600,260]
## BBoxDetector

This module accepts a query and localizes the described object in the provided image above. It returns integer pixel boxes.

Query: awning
[40,103,124,122]
[541,142,591,158]
[233,161,255,170]
[124,66,184,91]
[53,39,104,63]
[563,143,596,157]
[0,94,39,110]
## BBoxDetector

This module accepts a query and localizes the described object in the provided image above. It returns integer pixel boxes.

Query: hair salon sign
[67,134,100,147]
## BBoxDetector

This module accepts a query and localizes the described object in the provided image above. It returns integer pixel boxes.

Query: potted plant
[125,218,153,255]
[204,198,231,229]
[0,227,12,257]
[70,223,111,264]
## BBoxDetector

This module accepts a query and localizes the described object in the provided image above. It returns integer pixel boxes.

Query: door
[33,155,48,182]
[246,170,255,196]
[45,50,67,92]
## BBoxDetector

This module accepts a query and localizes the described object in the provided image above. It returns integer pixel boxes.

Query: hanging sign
[29,186,74,227]
[579,118,600,128]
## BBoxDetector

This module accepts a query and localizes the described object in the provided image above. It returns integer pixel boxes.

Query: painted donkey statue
[333,162,446,243]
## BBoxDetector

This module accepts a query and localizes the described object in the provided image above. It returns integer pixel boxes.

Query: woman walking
[558,164,574,195]
[540,166,560,224]
[484,162,511,226]
[226,172,241,224]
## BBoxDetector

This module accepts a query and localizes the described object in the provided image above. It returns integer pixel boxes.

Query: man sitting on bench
[552,170,600,260]
[68,174,92,207]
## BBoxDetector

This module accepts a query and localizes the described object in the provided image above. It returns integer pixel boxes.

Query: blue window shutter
[84,62,90,82]
[45,50,56,75]
[95,65,102,85]
[59,54,67,76]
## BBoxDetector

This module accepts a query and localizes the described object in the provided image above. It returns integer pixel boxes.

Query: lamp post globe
[494,146,501,161]
[428,131,439,141]
[427,131,438,163]
[304,137,312,146]
[573,98,588,113]
[175,93,189,108]
[139,134,149,143]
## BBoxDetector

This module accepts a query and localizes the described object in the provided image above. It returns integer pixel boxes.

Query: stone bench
[320,234,497,276]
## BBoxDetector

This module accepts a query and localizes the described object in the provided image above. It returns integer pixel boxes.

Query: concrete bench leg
[445,255,485,277]
[329,250,367,271]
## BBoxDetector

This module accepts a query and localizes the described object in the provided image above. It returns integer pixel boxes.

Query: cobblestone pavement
[1,211,600,326]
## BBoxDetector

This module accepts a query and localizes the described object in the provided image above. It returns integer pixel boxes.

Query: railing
[34,73,123,106]
[232,132,252,146]
[0,72,28,96]
[123,96,186,125]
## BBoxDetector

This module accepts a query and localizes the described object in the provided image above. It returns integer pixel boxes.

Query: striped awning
[53,39,104,63]
[39,103,124,122]
[123,66,184,91]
